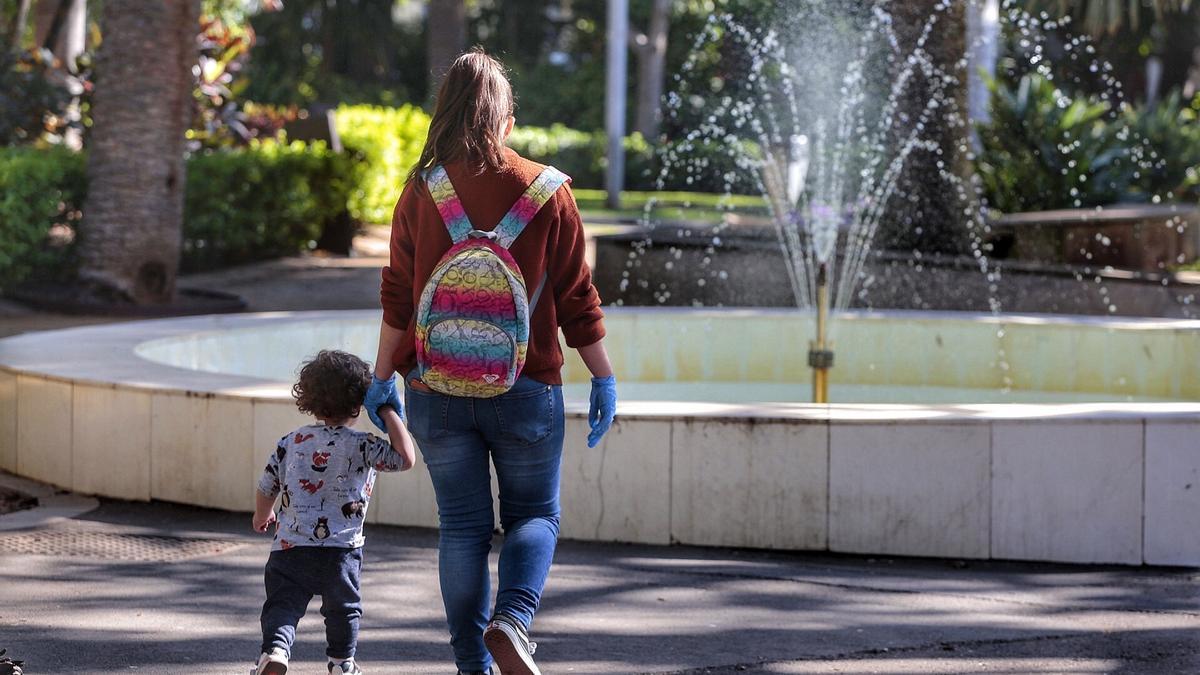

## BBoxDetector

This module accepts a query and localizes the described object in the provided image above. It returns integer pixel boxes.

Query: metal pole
[605,0,628,210]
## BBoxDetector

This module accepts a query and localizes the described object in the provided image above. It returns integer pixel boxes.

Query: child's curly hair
[292,350,371,421]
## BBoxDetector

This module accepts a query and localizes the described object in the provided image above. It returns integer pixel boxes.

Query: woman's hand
[576,339,616,448]
[588,375,617,448]
[364,374,403,432]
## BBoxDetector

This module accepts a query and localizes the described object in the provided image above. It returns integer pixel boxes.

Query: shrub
[334,103,431,224]
[0,146,86,288]
[0,51,75,146]
[506,124,608,186]
[1,141,353,288]
[974,74,1200,213]
[1120,91,1200,203]
[184,140,354,272]
[334,104,720,219]
[975,73,1133,213]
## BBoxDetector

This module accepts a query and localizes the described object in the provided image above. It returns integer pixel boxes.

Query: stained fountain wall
[1,308,1198,566]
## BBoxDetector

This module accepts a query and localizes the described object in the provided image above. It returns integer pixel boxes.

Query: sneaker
[0,648,25,675]
[456,670,496,675]
[483,614,539,675]
[253,648,288,675]
[328,658,363,674]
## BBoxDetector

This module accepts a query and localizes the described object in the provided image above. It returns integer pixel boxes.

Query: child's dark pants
[261,546,363,659]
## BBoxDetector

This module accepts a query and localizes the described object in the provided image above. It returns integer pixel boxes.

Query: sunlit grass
[573,188,767,222]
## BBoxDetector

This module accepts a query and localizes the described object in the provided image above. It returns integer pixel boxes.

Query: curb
[0,472,99,532]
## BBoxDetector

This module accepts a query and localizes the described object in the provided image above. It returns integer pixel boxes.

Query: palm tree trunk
[881,0,971,254]
[77,0,199,304]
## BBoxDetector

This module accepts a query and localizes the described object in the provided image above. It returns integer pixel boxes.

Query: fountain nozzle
[809,262,834,404]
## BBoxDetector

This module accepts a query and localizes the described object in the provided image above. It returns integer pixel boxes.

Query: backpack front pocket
[422,318,518,397]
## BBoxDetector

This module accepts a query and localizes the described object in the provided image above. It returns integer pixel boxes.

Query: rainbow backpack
[414,164,570,398]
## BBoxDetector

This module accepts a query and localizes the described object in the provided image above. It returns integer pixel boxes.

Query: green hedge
[184,140,354,272]
[334,104,431,225]
[0,140,351,287]
[333,103,758,223]
[0,146,86,287]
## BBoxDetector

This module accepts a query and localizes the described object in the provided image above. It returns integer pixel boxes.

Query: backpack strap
[425,165,474,244]
[492,166,571,249]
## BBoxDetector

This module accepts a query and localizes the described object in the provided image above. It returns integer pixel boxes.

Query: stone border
[0,471,98,532]
[1,309,1197,566]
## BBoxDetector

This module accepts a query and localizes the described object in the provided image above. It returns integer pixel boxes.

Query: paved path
[2,229,1199,673]
[1,492,1197,674]
[0,227,394,339]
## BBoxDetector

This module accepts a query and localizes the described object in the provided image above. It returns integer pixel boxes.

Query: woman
[364,49,618,675]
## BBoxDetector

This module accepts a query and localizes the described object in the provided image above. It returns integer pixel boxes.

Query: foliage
[184,140,354,271]
[333,103,432,224]
[506,124,650,189]
[190,12,259,148]
[0,49,74,145]
[243,0,425,107]
[1120,90,1200,202]
[1027,0,1190,36]
[0,141,354,286]
[977,73,1200,212]
[976,74,1133,213]
[333,104,678,223]
[0,146,86,288]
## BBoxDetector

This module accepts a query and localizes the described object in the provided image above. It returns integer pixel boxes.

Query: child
[251,349,416,675]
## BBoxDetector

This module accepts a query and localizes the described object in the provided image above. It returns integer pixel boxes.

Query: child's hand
[253,509,277,533]
[379,405,417,472]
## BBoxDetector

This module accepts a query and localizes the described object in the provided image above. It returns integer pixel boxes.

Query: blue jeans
[260,546,363,659]
[405,371,565,672]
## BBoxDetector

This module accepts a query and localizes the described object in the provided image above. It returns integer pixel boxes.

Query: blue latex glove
[587,375,617,448]
[364,374,403,433]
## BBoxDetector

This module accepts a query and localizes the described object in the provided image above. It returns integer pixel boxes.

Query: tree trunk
[426,0,465,93]
[34,0,71,53]
[633,0,670,139]
[77,0,199,304]
[879,0,971,255]
[6,0,31,50]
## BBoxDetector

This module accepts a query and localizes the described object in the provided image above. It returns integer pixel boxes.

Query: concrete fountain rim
[2,307,1198,424]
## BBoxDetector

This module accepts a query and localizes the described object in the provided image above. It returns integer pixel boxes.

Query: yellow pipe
[810,263,833,404]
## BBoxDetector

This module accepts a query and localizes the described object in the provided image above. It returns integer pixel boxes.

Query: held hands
[364,373,404,433]
[252,509,276,533]
[587,375,617,448]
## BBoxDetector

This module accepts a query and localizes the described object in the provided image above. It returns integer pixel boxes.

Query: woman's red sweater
[379,147,606,385]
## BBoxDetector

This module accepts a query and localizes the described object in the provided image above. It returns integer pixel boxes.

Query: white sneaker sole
[483,621,540,675]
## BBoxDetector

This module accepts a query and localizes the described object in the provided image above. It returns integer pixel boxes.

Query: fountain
[595,2,1200,321]
[1,0,1198,566]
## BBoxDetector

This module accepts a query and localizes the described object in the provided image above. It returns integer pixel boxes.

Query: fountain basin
[1,308,1197,565]
[593,227,1200,317]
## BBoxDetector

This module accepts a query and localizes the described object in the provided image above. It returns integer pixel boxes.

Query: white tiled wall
[15,375,72,489]
[0,369,16,473]
[1144,421,1200,565]
[72,385,152,500]
[830,423,991,558]
[672,419,828,550]
[991,421,1144,564]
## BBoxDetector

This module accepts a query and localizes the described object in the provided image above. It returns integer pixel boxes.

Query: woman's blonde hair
[407,48,514,184]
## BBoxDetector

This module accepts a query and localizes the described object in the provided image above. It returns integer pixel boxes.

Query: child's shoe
[483,614,539,675]
[252,648,288,675]
[0,648,25,675]
[328,658,363,674]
